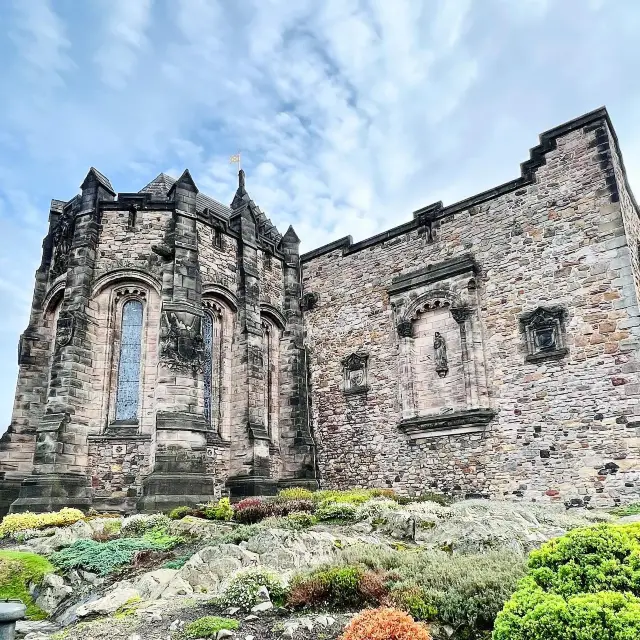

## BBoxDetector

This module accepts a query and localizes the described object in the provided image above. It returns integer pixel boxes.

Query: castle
[2,106,640,516]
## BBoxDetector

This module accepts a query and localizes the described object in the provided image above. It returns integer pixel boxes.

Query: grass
[0,550,55,619]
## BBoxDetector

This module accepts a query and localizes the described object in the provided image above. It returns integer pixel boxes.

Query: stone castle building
[2,106,640,515]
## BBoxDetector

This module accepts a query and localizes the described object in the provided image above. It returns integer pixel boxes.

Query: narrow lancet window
[203,309,223,431]
[115,300,143,421]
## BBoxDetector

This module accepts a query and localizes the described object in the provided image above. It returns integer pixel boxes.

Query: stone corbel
[396,319,413,338]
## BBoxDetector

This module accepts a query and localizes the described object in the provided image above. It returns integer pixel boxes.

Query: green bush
[312,488,394,505]
[168,506,193,520]
[493,522,640,640]
[51,537,168,575]
[286,512,318,529]
[611,503,640,517]
[0,551,54,619]
[394,492,452,506]
[278,487,314,501]
[184,616,239,638]
[218,567,287,610]
[390,586,438,621]
[315,501,358,522]
[493,585,640,640]
[526,523,640,597]
[203,498,234,521]
[163,554,192,570]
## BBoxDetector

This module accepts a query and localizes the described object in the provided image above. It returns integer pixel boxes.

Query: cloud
[94,0,153,89]
[0,0,640,428]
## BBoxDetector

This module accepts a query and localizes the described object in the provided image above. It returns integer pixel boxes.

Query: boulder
[75,586,140,617]
[34,573,73,615]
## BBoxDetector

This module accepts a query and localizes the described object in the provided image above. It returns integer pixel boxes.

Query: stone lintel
[399,408,495,439]
[525,348,569,363]
[388,254,478,295]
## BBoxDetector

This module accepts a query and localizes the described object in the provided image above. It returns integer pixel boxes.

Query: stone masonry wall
[302,112,640,507]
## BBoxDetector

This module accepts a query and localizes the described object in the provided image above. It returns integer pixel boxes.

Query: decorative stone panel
[519,306,569,363]
[341,352,369,395]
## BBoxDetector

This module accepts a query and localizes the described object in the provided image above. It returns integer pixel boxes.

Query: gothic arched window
[262,320,273,436]
[115,299,143,421]
[203,306,223,431]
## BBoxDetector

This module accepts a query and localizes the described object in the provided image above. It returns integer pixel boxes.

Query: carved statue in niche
[160,310,204,372]
[433,332,448,378]
[50,211,74,278]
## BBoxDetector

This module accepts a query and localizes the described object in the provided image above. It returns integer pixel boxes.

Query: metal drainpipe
[0,600,26,640]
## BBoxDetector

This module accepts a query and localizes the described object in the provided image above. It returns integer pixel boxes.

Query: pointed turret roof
[80,167,116,195]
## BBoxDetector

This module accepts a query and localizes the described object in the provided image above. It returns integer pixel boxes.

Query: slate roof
[140,172,282,243]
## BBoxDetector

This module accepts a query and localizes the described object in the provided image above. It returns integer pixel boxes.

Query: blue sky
[1,0,640,429]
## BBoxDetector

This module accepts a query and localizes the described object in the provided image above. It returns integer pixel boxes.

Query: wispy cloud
[94,0,153,89]
[0,0,639,427]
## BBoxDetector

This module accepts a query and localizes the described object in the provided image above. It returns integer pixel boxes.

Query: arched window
[115,299,143,421]
[262,321,272,436]
[203,306,223,431]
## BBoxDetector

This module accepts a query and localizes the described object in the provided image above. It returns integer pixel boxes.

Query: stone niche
[389,255,494,438]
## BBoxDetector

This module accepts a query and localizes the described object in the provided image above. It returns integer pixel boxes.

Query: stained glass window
[115,300,143,421]
[203,310,222,430]
[263,321,272,435]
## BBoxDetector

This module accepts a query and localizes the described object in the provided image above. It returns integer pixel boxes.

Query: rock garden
[1,488,639,640]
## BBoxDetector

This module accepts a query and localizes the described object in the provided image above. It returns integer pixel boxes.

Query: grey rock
[250,601,273,613]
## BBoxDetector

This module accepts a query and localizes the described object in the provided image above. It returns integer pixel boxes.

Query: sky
[1,0,640,429]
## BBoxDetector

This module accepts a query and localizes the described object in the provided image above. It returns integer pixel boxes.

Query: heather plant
[217,567,287,610]
[121,513,170,537]
[0,508,84,538]
[277,486,314,501]
[340,607,431,640]
[315,501,358,522]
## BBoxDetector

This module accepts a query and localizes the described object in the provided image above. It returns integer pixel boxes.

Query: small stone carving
[520,306,568,363]
[159,310,204,372]
[301,292,320,312]
[55,312,76,352]
[397,319,413,338]
[450,306,471,324]
[433,332,448,378]
[341,352,369,394]
[50,210,74,278]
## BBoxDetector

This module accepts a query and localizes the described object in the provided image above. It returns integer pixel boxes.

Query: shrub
[184,616,239,638]
[285,512,318,529]
[168,506,193,520]
[0,551,54,619]
[355,499,400,523]
[163,554,191,570]
[51,537,168,575]
[340,607,431,640]
[219,524,264,545]
[233,498,273,524]
[391,586,438,621]
[340,544,525,637]
[288,565,385,609]
[218,567,287,610]
[526,522,640,597]
[315,501,358,522]
[312,489,394,505]
[203,497,234,521]
[121,513,170,537]
[278,487,314,501]
[493,586,640,640]
[394,492,452,506]
[611,503,640,517]
[0,508,84,538]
